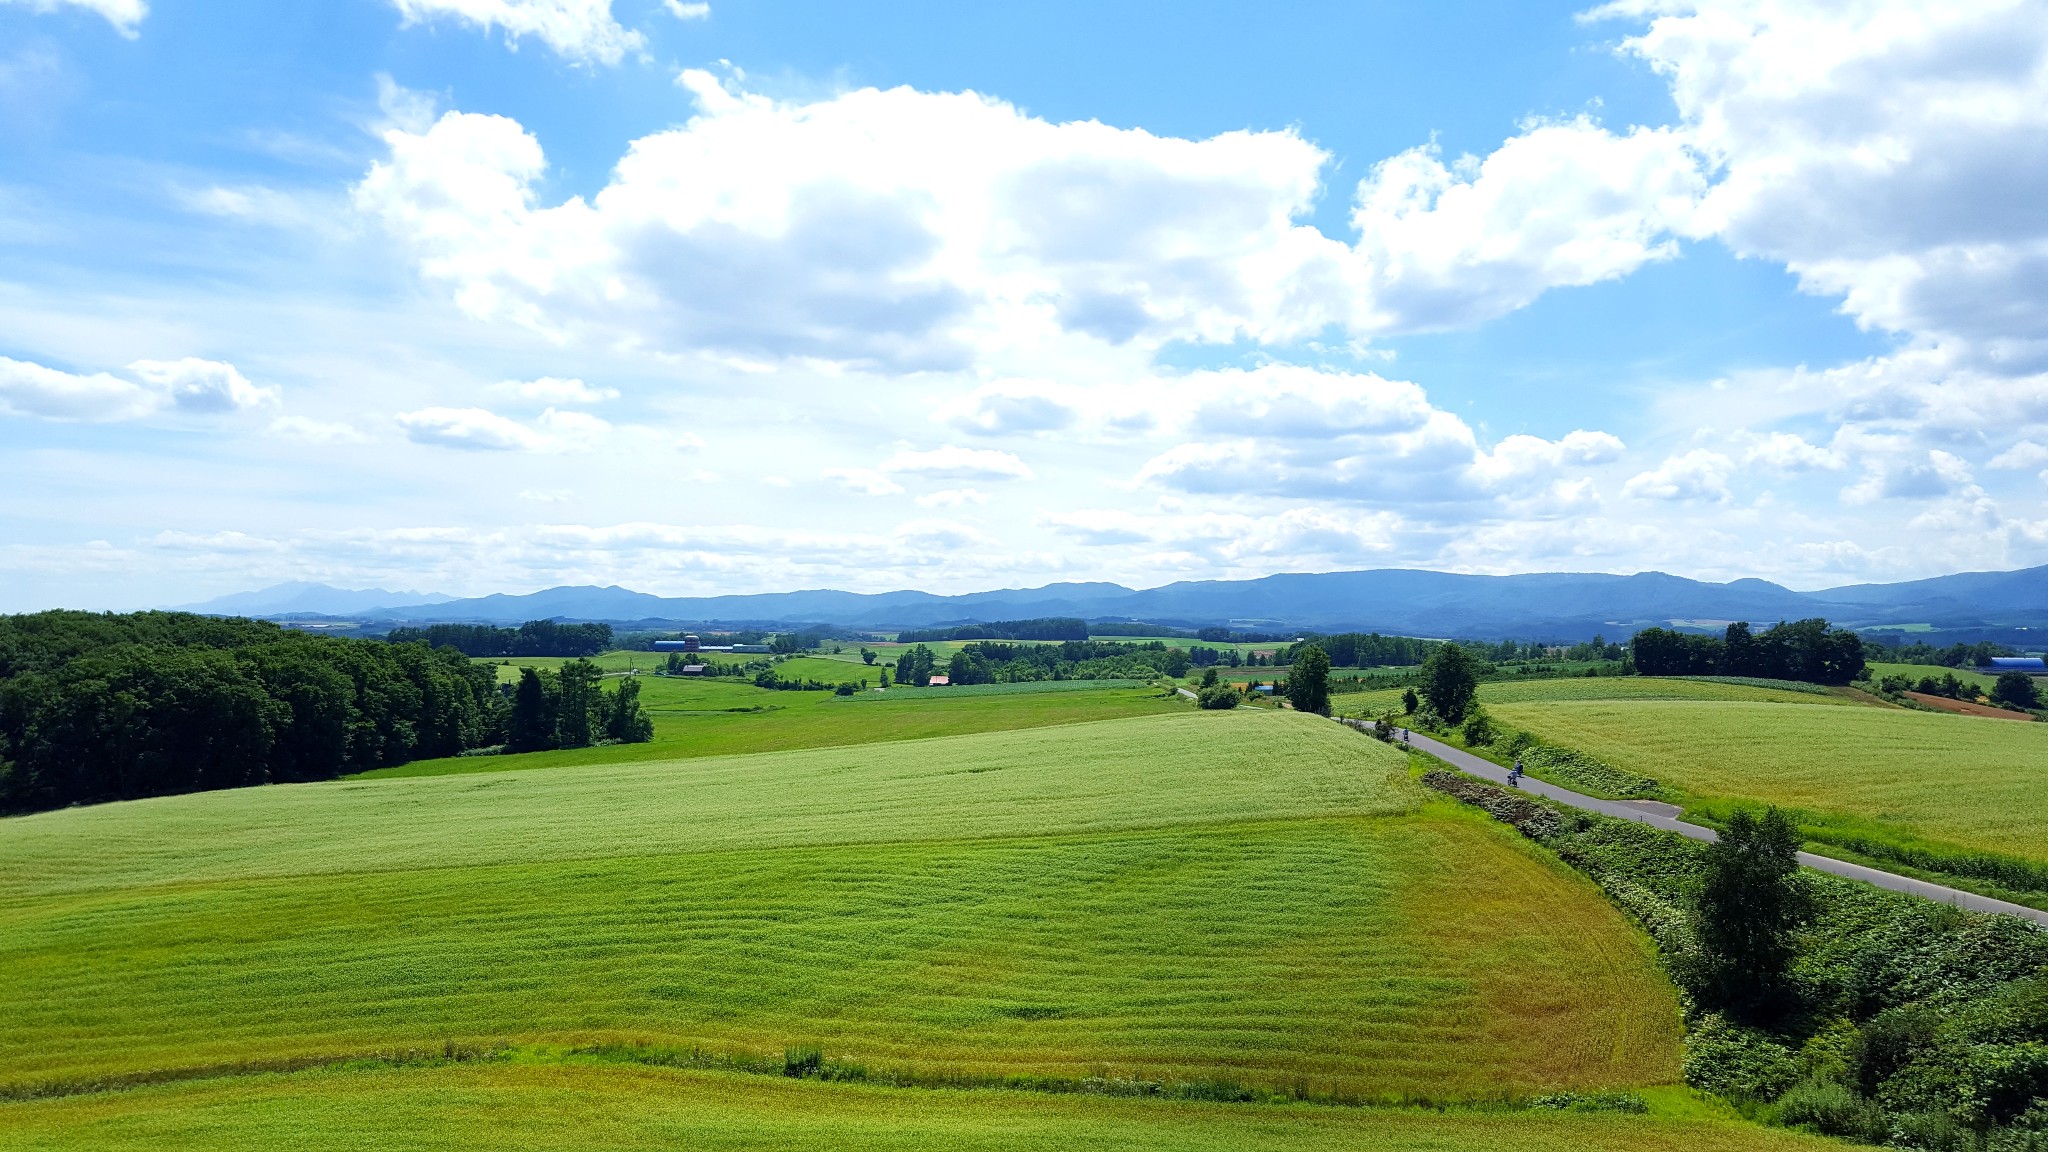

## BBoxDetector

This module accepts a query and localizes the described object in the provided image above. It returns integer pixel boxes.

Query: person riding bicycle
[1509,758,1524,787]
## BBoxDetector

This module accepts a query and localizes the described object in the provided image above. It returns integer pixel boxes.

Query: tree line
[879,639,1197,686]
[0,611,650,815]
[895,617,1089,643]
[383,620,614,658]
[1630,619,1866,684]
[506,662,653,751]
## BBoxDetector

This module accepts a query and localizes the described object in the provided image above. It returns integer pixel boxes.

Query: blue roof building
[1988,657,2048,672]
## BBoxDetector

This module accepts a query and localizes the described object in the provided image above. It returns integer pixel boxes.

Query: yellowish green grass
[1336,675,1860,718]
[1865,661,2004,692]
[0,710,1681,1106]
[0,811,1678,1098]
[1489,699,2048,862]
[372,675,1180,778]
[3,1063,1836,1152]
[0,711,1391,899]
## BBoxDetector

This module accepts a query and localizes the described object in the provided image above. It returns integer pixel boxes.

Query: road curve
[1387,726,2048,927]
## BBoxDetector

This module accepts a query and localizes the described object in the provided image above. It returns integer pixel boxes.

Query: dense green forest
[0,612,646,815]
[382,620,614,657]
[1631,619,1866,684]
[896,617,1090,643]
[929,640,1193,685]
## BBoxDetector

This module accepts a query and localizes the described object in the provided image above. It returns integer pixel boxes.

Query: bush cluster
[1423,770,2048,1150]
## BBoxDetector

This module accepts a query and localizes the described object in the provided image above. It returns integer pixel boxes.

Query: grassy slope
[0,711,1680,1102]
[1489,699,2048,861]
[1864,660,2004,692]
[1336,675,1860,718]
[6,1064,1838,1152]
[0,712,1387,899]
[366,676,1180,778]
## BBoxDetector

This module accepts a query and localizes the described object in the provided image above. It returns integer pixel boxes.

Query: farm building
[654,634,702,652]
[1988,656,2048,672]
[926,675,951,686]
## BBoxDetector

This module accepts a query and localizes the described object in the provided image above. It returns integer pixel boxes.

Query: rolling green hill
[1489,698,2048,866]
[368,675,1179,778]
[2,709,1685,1127]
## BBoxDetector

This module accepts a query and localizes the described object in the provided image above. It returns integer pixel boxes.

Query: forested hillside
[0,612,645,815]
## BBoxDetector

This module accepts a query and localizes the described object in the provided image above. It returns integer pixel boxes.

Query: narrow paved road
[1391,727,2048,927]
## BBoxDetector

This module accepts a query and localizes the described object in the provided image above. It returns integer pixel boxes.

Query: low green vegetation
[2,710,1684,1120]
[4,1063,1839,1152]
[1424,770,2048,1152]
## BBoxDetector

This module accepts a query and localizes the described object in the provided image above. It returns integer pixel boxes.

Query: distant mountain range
[171,565,2048,642]
[175,582,456,617]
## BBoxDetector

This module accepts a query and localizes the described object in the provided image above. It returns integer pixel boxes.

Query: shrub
[1196,685,1239,710]
[1993,671,2042,711]
[834,682,856,696]
[1889,1110,1972,1152]
[783,1045,824,1077]
[1683,1014,1801,1102]
[1773,1079,1884,1141]
[1461,710,1497,745]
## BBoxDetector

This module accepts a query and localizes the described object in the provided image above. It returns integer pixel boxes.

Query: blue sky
[2,0,2044,609]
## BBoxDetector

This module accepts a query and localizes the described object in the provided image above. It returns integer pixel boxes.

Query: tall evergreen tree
[508,667,558,752]
[1689,807,1814,1026]
[555,659,601,749]
[1287,643,1332,716]
[605,677,655,743]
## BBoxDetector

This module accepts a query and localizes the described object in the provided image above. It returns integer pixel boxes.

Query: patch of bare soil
[1903,691,2034,720]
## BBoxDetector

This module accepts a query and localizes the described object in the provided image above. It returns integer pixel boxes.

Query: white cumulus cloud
[879,445,1034,482]
[395,405,609,452]
[1623,449,1734,502]
[356,73,1710,370]
[0,356,276,422]
[1,0,144,37]
[1604,0,2048,372]
[389,0,644,65]
[501,376,618,404]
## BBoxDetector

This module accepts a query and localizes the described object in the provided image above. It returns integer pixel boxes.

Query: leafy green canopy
[1630,620,1864,685]
[383,621,613,658]
[0,611,648,814]
[1419,644,1480,723]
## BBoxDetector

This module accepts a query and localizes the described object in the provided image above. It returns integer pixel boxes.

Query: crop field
[368,675,1179,778]
[842,678,1151,699]
[1864,661,2006,692]
[0,711,1685,1113]
[1335,675,1860,718]
[5,1064,1836,1152]
[1488,699,2048,862]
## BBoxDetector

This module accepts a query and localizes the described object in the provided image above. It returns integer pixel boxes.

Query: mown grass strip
[0,1061,1845,1152]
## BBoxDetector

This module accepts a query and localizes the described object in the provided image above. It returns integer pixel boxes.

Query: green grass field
[1336,674,1862,719]
[1,710,1682,1115]
[4,1063,1838,1152]
[368,675,1179,778]
[1864,661,2004,692]
[1489,699,2048,864]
